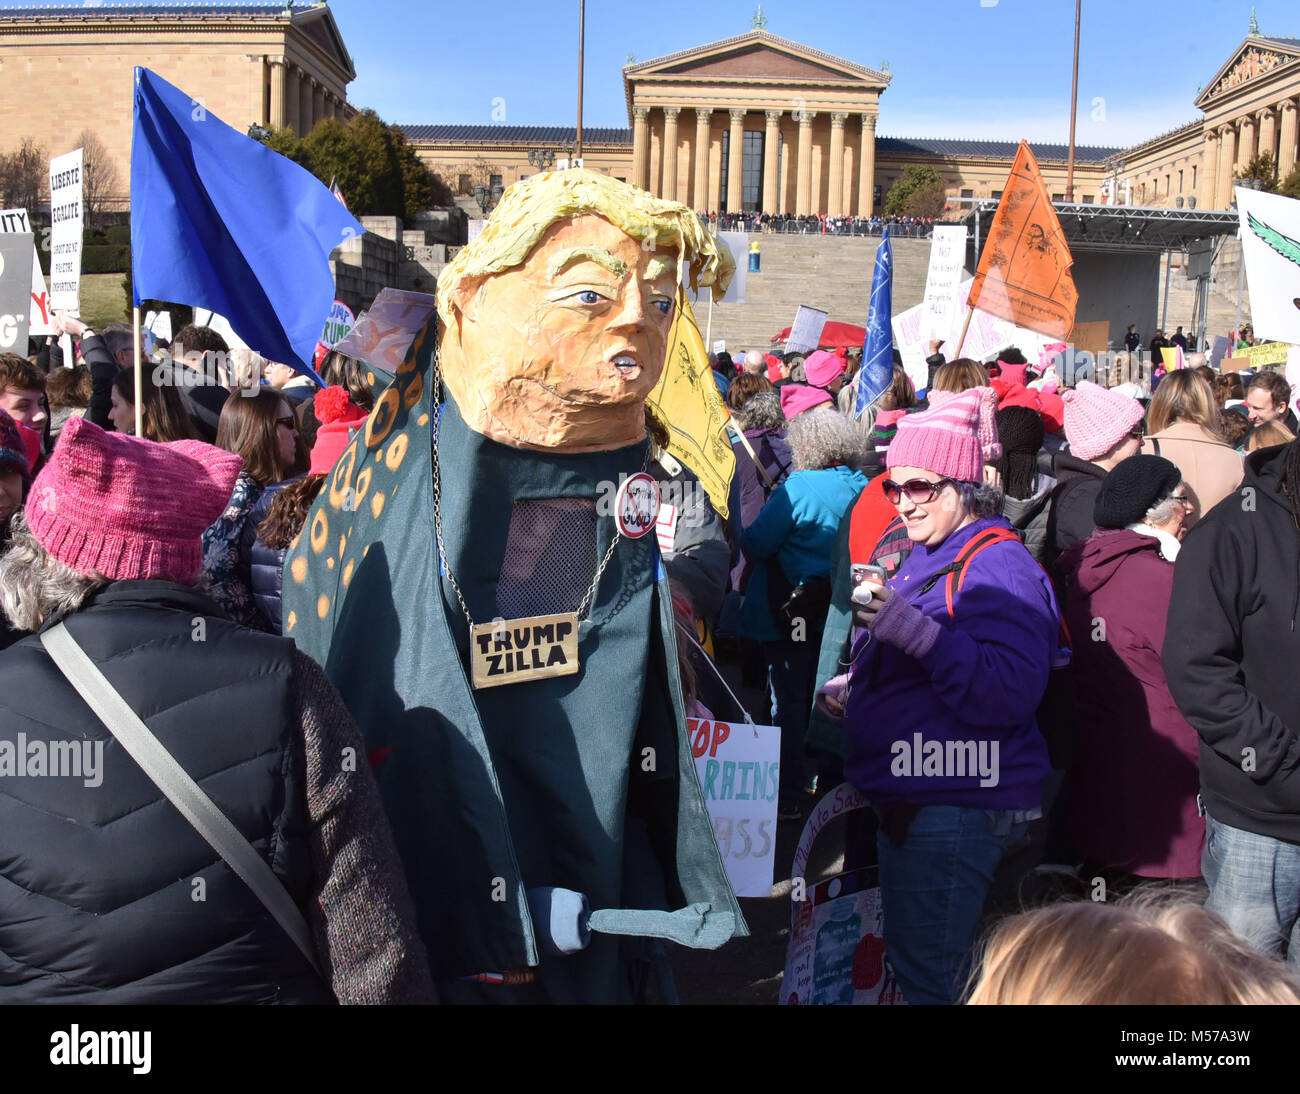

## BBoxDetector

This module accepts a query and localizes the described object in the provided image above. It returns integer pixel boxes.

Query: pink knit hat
[1059,380,1144,460]
[888,386,1002,482]
[26,416,243,583]
[804,349,844,389]
[780,383,833,419]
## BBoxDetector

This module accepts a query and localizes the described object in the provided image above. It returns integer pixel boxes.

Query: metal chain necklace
[429,349,649,688]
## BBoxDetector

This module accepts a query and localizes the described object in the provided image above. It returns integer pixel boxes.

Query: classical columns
[858,112,877,217]
[727,108,745,212]
[662,107,680,201]
[312,82,325,134]
[1258,106,1278,165]
[693,108,711,211]
[827,113,847,217]
[1199,129,1219,209]
[268,57,285,128]
[300,75,314,137]
[1280,99,1299,178]
[1237,113,1257,170]
[283,63,299,134]
[1215,123,1236,209]
[632,106,650,191]
[795,109,815,216]
[762,109,781,215]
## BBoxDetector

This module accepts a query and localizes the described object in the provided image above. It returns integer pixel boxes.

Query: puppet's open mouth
[611,353,642,380]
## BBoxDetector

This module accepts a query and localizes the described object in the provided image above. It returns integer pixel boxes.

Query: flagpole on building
[1065,0,1081,202]
[575,0,585,163]
[132,305,143,437]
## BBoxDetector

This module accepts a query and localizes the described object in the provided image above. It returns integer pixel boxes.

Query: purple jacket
[843,516,1056,809]
[730,427,792,589]
[1058,528,1202,877]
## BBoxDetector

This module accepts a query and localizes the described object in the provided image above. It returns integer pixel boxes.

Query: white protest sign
[319,299,356,349]
[193,307,249,351]
[921,227,967,335]
[0,208,53,335]
[1235,188,1300,345]
[0,233,34,351]
[786,305,828,355]
[467,219,487,243]
[954,279,1052,362]
[891,301,932,393]
[48,148,83,315]
[144,309,173,344]
[689,717,780,897]
[688,231,747,306]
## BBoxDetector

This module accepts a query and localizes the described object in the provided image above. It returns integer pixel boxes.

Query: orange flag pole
[955,308,974,358]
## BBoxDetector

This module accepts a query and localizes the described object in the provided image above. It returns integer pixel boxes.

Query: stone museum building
[0,4,1297,217]
[0,1,355,213]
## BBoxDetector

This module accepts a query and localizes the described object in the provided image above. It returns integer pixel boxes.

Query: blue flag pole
[854,229,894,419]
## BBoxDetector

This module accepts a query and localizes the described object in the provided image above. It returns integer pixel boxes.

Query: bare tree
[78,129,120,228]
[0,137,47,214]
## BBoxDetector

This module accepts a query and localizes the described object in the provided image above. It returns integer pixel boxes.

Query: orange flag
[967,141,1078,340]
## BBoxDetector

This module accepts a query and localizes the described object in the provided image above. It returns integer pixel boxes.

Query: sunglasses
[882,476,959,505]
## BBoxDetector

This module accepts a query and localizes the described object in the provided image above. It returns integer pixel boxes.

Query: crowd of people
[699,210,936,236]
[1,290,1299,1006]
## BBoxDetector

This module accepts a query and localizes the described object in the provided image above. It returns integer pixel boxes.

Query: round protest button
[615,473,660,539]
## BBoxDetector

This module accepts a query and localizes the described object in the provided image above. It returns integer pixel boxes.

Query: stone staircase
[702,234,932,356]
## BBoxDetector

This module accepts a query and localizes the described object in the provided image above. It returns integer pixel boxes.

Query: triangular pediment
[292,5,356,81]
[626,30,889,87]
[1195,36,1300,108]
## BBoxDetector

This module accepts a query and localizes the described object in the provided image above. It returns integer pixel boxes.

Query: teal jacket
[739,465,869,642]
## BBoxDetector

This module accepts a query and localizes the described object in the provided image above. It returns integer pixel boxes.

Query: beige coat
[1141,420,1243,524]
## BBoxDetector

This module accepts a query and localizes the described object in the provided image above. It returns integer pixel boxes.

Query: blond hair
[932,358,988,395]
[1246,419,1296,452]
[1147,369,1222,439]
[966,893,1300,1005]
[436,168,733,341]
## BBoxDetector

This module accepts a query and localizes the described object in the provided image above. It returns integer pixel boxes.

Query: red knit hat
[308,385,367,477]
[888,386,1002,482]
[26,416,242,583]
[1060,380,1144,460]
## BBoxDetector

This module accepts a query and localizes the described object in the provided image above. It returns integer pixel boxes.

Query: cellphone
[850,563,887,588]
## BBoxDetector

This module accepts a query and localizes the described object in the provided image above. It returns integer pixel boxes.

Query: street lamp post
[528,149,556,171]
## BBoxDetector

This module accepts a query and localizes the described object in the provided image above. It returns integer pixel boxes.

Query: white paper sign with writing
[48,149,83,315]
[689,717,780,897]
[921,227,967,335]
[0,208,52,335]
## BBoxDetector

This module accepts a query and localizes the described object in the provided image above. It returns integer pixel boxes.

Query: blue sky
[329,0,1297,148]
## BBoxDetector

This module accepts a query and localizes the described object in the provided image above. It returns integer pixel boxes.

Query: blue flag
[855,229,894,419]
[130,67,362,379]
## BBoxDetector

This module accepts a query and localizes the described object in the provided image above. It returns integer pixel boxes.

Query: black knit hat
[994,406,1045,500]
[1094,454,1182,529]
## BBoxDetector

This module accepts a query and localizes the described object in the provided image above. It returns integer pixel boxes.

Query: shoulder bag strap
[40,622,325,979]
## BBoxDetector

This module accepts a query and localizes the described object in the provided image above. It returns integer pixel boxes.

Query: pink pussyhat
[1059,380,1144,460]
[25,416,243,583]
[887,386,1002,482]
[780,383,833,419]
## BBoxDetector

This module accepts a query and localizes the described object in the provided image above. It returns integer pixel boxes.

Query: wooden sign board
[470,612,579,689]
[1067,320,1110,355]
[1220,356,1251,374]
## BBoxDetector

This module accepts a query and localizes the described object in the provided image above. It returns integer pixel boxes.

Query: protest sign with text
[1235,188,1300,345]
[48,149,83,315]
[690,717,779,897]
[0,233,35,351]
[0,208,53,336]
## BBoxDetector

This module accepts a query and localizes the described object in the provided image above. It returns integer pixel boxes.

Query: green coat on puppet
[283,169,745,1003]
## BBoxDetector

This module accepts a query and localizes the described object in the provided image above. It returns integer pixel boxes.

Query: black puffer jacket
[246,478,296,634]
[1045,450,1107,568]
[1164,445,1300,843]
[0,582,332,1003]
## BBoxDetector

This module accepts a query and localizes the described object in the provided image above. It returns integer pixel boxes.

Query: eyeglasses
[882,476,959,505]
[276,416,298,431]
[1168,492,1194,507]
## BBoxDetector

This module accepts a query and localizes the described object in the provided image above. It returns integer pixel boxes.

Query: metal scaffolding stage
[959,202,1243,350]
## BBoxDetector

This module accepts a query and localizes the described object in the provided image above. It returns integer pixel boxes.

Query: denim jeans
[875,805,1029,1005]
[1203,811,1300,966]
[763,634,822,808]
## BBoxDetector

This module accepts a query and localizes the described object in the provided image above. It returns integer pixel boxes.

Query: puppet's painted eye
[652,298,672,316]
[578,290,601,304]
